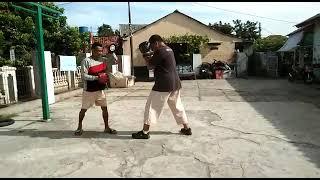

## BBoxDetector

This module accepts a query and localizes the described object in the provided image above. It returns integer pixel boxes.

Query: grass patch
[0,114,16,122]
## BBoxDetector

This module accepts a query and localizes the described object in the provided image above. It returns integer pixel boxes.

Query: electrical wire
[193,2,299,24]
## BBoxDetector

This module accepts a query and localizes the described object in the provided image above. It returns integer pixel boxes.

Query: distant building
[278,13,320,80]
[121,10,248,67]
[119,24,147,37]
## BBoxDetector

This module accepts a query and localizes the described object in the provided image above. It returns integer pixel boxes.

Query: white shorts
[81,90,108,109]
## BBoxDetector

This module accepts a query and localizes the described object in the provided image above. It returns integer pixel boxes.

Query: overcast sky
[55,2,320,37]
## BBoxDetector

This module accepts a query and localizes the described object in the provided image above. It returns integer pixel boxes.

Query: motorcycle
[288,64,314,84]
[198,60,232,79]
[211,60,232,79]
[303,64,314,84]
[198,62,213,79]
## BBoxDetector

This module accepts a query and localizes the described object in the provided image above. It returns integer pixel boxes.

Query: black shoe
[180,128,192,135]
[132,130,150,139]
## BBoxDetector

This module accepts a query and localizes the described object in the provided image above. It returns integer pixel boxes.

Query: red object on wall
[215,70,223,79]
[91,36,119,55]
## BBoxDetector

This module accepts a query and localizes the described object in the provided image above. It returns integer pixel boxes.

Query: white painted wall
[193,54,202,74]
[32,51,55,105]
[44,51,55,104]
[121,55,131,76]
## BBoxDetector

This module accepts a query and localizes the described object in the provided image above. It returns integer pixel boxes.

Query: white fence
[0,66,18,105]
[75,66,82,89]
[52,68,69,93]
[0,65,83,105]
[52,66,83,93]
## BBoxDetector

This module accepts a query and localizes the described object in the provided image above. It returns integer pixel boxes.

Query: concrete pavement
[0,79,320,177]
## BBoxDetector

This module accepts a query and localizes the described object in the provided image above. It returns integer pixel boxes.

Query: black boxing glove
[139,41,150,54]
[139,41,154,59]
[143,51,154,58]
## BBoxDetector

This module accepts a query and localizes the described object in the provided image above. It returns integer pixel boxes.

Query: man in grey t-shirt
[74,42,117,136]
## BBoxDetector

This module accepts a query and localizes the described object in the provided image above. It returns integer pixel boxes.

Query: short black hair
[148,34,164,44]
[92,42,103,50]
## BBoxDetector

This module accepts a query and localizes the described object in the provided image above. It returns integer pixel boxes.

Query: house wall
[313,20,320,64]
[123,12,242,67]
[313,20,320,80]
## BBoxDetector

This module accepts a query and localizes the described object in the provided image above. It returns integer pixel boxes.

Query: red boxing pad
[98,73,108,84]
[88,63,107,75]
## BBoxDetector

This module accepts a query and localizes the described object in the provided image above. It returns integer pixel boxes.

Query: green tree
[47,26,84,56]
[114,29,120,36]
[0,2,36,66]
[79,32,90,53]
[97,24,115,36]
[254,35,288,52]
[63,26,82,55]
[233,19,261,41]
[0,31,5,51]
[209,19,261,41]
[209,21,233,35]
[164,34,209,54]
[0,2,88,66]
[164,34,209,64]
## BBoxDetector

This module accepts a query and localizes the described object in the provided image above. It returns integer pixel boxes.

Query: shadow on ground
[0,129,179,140]
[224,77,320,168]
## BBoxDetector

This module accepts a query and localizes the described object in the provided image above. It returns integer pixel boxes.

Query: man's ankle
[182,124,190,129]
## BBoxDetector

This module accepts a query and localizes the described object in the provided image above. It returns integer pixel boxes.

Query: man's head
[91,42,103,59]
[148,34,164,51]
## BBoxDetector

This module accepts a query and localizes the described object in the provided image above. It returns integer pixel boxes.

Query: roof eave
[295,13,320,28]
[122,10,244,42]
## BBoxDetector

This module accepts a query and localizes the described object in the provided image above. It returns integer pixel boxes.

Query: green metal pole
[11,3,60,19]
[22,2,62,14]
[35,6,50,120]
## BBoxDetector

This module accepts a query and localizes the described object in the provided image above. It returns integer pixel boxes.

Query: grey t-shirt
[150,46,181,92]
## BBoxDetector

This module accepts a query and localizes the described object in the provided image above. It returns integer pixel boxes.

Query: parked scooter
[198,60,232,79]
[198,62,213,79]
[288,64,299,82]
[288,64,314,84]
[303,64,314,84]
[211,60,232,79]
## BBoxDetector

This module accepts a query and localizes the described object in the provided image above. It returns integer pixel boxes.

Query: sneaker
[180,128,192,135]
[132,130,150,139]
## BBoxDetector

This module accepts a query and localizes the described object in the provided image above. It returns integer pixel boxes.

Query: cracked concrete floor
[0,79,320,177]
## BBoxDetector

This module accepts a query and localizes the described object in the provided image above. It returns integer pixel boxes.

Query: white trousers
[144,90,188,125]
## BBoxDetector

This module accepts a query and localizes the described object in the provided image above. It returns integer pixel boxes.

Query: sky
[55,2,320,37]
